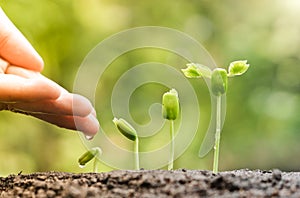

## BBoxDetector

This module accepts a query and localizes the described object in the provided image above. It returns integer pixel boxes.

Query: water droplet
[85,135,94,140]
[79,164,85,168]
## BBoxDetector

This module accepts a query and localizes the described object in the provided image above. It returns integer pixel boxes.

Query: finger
[10,93,94,117]
[6,66,94,116]
[5,65,40,78]
[0,8,43,71]
[30,113,99,136]
[91,108,96,117]
[0,74,60,102]
[6,65,68,93]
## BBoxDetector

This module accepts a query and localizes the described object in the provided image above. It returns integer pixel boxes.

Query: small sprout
[113,118,139,170]
[162,88,179,120]
[181,60,250,173]
[113,118,137,141]
[78,147,102,172]
[211,68,228,96]
[181,63,212,78]
[228,60,250,77]
[162,88,180,170]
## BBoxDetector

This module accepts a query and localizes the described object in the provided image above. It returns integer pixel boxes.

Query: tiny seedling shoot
[78,147,102,172]
[182,60,250,173]
[162,88,179,170]
[113,117,139,170]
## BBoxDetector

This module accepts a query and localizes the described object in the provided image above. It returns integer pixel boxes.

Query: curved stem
[213,95,221,173]
[168,120,175,170]
[134,138,140,170]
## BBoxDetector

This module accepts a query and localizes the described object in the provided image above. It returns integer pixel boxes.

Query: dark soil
[1,169,300,197]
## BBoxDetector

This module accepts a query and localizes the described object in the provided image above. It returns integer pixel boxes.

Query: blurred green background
[0,0,299,175]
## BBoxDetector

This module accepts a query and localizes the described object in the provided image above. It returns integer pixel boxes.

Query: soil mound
[1,169,300,197]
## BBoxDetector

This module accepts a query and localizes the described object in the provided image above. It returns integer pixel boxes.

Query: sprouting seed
[162,88,179,170]
[113,117,139,170]
[113,118,137,141]
[78,147,102,172]
[182,60,250,173]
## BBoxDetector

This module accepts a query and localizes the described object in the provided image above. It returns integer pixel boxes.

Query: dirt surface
[1,169,300,197]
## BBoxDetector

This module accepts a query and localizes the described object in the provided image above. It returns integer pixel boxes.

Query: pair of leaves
[182,60,249,79]
[182,60,250,96]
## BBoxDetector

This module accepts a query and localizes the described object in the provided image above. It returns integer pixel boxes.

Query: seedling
[113,117,139,170]
[78,147,102,172]
[162,88,179,170]
[182,60,250,173]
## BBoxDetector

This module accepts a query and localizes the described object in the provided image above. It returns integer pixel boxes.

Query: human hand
[0,8,99,136]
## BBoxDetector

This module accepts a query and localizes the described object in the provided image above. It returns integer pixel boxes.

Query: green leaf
[78,147,102,166]
[162,88,179,120]
[113,118,137,141]
[228,60,250,77]
[181,63,212,78]
[211,68,228,96]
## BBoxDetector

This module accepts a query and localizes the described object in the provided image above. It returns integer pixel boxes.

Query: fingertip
[30,113,99,135]
[5,39,44,72]
[72,94,94,117]
[75,113,100,136]
[33,54,44,71]
[26,45,44,72]
[91,108,97,117]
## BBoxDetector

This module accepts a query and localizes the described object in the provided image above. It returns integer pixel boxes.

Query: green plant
[182,60,250,173]
[162,88,179,170]
[113,117,139,170]
[78,147,102,172]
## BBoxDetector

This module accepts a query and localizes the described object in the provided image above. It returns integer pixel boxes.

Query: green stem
[134,138,140,170]
[93,158,98,173]
[213,96,222,173]
[168,120,175,170]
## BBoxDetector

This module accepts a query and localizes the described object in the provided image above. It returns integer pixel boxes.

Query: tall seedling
[182,60,250,173]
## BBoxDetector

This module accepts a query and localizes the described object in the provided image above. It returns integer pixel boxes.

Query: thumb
[0,7,43,72]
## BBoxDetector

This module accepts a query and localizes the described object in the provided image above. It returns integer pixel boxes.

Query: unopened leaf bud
[162,88,179,120]
[211,68,228,96]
